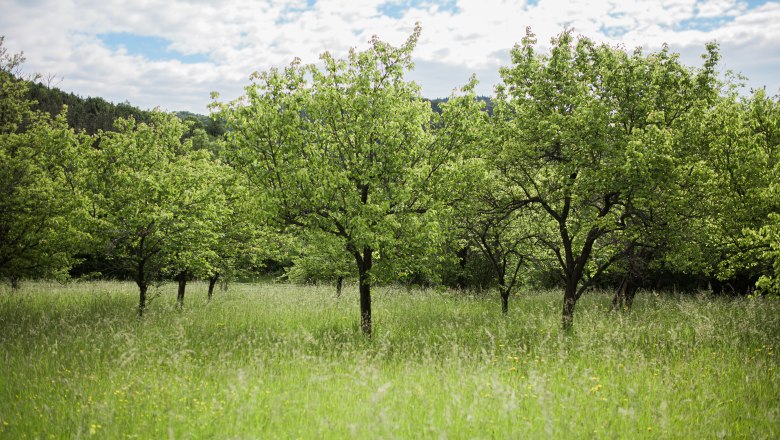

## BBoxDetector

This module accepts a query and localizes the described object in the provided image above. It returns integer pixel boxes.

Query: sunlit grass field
[0,281,778,438]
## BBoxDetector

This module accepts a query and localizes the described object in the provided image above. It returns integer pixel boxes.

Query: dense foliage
[1,29,779,330]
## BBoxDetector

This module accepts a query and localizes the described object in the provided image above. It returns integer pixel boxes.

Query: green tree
[216,26,457,334]
[0,39,90,288]
[703,89,780,293]
[442,83,536,313]
[162,148,230,308]
[86,112,221,316]
[285,230,355,295]
[494,29,721,327]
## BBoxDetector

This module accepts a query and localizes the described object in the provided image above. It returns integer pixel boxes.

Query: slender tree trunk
[500,287,509,315]
[562,280,578,330]
[136,259,147,318]
[336,276,343,297]
[207,274,219,302]
[611,275,637,311]
[358,247,373,336]
[498,272,509,315]
[176,270,187,309]
[456,247,469,289]
[138,282,147,318]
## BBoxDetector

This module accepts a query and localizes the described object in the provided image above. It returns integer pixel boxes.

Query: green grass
[0,281,778,438]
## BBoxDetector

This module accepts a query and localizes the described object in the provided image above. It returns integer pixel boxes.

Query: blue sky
[98,33,211,64]
[2,0,779,113]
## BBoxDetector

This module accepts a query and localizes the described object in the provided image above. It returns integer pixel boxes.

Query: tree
[216,25,458,334]
[86,112,220,316]
[161,148,230,309]
[703,88,780,294]
[0,38,90,288]
[494,29,721,327]
[442,84,536,313]
[201,170,282,301]
[285,230,355,295]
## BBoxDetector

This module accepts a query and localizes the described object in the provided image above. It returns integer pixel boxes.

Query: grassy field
[0,281,778,439]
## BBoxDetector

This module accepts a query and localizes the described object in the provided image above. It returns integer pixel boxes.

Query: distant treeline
[26,80,489,134]
[26,82,226,137]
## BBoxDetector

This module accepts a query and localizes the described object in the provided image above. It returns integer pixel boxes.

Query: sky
[2,0,779,114]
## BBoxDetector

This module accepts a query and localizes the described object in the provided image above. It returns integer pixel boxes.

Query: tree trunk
[137,282,147,319]
[136,259,147,318]
[336,276,343,297]
[498,271,509,315]
[176,270,187,309]
[207,274,219,302]
[358,247,373,336]
[611,275,637,311]
[456,247,469,289]
[500,287,509,315]
[562,281,578,330]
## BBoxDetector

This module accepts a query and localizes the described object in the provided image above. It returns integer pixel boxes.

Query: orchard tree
[443,86,537,314]
[202,172,284,301]
[494,29,721,327]
[703,88,780,293]
[216,26,459,334]
[162,149,230,308]
[285,230,355,295]
[0,40,90,288]
[87,112,222,316]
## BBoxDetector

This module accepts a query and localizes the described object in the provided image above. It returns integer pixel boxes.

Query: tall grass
[0,281,778,438]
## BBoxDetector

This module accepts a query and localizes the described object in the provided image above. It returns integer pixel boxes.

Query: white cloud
[1,0,778,113]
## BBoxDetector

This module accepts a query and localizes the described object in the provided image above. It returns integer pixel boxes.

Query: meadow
[0,281,778,439]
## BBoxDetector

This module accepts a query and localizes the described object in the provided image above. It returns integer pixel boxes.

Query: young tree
[216,26,458,334]
[444,87,537,313]
[202,171,282,301]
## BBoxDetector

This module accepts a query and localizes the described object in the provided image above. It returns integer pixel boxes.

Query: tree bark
[137,282,147,318]
[500,286,509,315]
[207,273,219,302]
[611,275,637,311]
[357,247,373,336]
[176,270,187,309]
[562,281,578,330]
[136,259,147,318]
[336,276,343,297]
[498,271,509,315]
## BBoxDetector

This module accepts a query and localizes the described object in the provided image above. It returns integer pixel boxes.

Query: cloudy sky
[2,0,779,113]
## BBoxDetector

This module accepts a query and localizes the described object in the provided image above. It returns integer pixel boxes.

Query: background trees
[85,113,229,316]
[702,88,780,294]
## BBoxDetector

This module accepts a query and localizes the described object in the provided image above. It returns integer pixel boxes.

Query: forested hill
[429,96,493,114]
[26,81,153,134]
[25,78,490,134]
[25,82,219,137]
